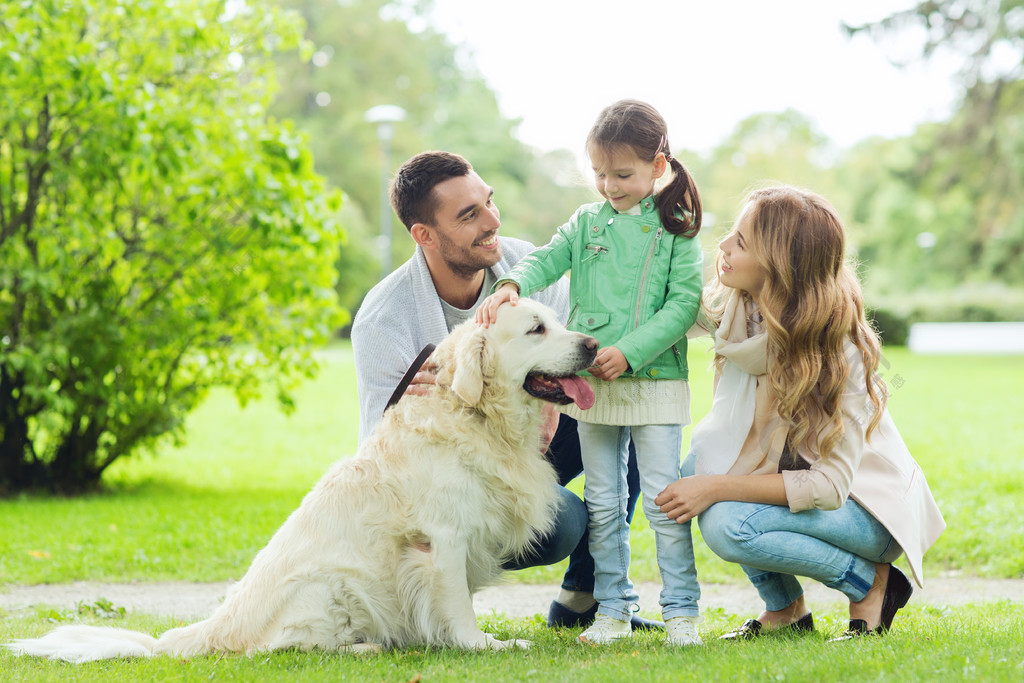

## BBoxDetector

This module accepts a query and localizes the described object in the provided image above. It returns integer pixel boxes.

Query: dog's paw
[343,642,382,655]
[482,633,531,650]
[504,637,531,650]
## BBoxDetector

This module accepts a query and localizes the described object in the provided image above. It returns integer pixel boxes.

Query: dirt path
[2,574,1021,621]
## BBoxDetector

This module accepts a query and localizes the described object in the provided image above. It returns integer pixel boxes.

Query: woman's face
[718,205,767,299]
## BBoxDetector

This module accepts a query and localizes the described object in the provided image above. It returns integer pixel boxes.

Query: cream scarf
[690,290,785,475]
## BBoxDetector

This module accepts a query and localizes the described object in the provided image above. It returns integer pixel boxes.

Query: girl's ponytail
[657,156,702,238]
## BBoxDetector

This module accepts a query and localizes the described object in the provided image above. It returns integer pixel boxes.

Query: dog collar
[384,344,437,414]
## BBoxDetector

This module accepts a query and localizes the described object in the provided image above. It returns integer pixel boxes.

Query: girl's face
[588,144,666,213]
[718,205,767,299]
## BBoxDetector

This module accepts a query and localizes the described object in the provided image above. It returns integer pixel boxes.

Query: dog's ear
[451,326,492,406]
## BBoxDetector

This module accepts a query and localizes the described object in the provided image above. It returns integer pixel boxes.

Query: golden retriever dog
[6,299,598,662]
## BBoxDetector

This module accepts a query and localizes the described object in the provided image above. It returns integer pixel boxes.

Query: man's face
[426,172,503,278]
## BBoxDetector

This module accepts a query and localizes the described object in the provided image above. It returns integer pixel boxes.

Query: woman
[655,186,945,640]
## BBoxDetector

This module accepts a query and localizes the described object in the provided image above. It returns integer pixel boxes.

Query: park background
[2,0,1023,680]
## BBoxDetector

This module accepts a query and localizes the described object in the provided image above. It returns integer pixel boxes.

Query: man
[351,151,657,630]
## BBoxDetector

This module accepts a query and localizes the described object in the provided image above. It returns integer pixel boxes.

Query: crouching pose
[656,186,945,641]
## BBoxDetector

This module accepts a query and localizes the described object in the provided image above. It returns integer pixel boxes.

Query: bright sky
[427,0,961,164]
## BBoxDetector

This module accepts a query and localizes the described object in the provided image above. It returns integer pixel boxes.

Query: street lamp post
[364,104,406,281]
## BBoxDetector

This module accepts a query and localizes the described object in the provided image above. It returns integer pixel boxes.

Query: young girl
[476,99,705,646]
[655,186,945,641]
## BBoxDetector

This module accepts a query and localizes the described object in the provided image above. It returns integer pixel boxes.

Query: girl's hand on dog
[475,283,519,328]
[588,346,627,381]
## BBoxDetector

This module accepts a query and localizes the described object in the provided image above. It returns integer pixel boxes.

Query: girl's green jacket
[498,196,704,380]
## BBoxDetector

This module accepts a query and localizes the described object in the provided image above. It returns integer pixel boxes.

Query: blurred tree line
[267,0,596,324]
[3,0,1021,491]
[273,0,1024,337]
[845,0,1024,293]
[840,0,1024,335]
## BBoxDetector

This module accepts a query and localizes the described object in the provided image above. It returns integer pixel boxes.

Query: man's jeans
[502,415,642,594]
[502,484,589,570]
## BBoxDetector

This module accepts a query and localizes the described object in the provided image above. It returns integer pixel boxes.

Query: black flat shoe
[719,612,814,640]
[830,565,913,641]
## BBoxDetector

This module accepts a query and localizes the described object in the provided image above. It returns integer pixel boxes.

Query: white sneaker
[577,613,632,645]
[666,616,704,646]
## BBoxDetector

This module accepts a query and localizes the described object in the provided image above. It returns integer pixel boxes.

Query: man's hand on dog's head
[405,361,439,397]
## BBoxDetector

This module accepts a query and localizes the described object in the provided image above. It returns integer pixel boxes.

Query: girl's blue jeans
[578,422,700,621]
[684,453,902,611]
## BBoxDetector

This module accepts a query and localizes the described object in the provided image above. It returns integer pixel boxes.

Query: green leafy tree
[845,0,1024,288]
[0,0,345,493]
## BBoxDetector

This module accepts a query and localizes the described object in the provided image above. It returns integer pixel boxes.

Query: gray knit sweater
[351,237,570,444]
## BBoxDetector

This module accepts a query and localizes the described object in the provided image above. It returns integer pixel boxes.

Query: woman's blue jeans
[578,422,700,621]
[686,452,902,611]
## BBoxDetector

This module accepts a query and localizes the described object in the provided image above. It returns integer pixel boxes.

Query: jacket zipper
[634,227,664,328]
[566,303,579,328]
[584,245,607,318]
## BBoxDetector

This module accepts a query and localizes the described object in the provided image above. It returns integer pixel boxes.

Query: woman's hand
[655,476,722,524]
[588,346,628,381]
[474,283,519,327]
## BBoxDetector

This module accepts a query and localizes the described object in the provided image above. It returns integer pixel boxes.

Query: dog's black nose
[582,336,599,352]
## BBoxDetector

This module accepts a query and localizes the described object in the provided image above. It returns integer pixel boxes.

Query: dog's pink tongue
[557,375,595,410]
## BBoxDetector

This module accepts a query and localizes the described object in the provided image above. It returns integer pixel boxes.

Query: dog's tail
[4,539,298,662]
[4,585,276,662]
[4,583,277,662]
[4,624,158,663]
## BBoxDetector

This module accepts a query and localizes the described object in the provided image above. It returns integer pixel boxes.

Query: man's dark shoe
[547,600,598,628]
[629,613,665,631]
[547,600,664,631]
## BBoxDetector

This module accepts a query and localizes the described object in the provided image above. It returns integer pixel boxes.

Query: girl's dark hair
[586,99,702,238]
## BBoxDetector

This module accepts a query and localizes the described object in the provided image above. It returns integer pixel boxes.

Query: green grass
[873,348,1024,577]
[2,342,1023,679]
[1,343,1022,587]
[2,602,1023,681]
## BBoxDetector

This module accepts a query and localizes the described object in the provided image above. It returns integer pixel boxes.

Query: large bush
[0,0,345,493]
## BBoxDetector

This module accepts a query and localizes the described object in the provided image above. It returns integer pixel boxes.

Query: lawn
[2,603,1023,681]
[2,342,1021,586]
[2,341,1023,679]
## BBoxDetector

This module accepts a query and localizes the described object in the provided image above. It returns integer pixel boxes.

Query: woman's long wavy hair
[707,186,887,458]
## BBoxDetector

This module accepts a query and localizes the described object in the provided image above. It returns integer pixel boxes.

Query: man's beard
[436,231,501,280]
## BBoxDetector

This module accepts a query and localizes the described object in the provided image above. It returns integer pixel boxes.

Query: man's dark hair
[389,151,473,231]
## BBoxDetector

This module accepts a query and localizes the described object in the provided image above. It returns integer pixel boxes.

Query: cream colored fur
[5,300,597,661]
